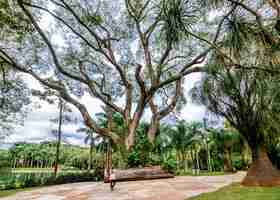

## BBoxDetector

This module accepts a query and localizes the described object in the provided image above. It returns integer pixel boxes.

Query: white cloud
[180,72,206,122]
[180,104,206,122]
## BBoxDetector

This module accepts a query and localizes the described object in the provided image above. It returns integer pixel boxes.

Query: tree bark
[147,80,182,144]
[147,115,160,143]
[242,145,280,186]
[125,110,143,150]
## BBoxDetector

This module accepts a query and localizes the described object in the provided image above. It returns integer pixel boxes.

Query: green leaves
[223,14,254,58]
[0,0,33,42]
[81,14,103,26]
[275,20,280,35]
[161,0,197,46]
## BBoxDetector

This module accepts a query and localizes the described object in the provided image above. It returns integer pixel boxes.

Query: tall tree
[50,98,73,175]
[191,0,280,186]
[77,127,102,170]
[54,98,63,176]
[191,67,280,186]
[0,0,234,150]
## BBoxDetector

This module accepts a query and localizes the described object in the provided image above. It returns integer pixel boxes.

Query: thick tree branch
[78,61,124,115]
[18,1,88,84]
[0,48,121,144]
[58,0,130,88]
[158,79,182,119]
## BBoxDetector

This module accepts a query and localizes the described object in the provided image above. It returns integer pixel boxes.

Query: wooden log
[105,166,174,183]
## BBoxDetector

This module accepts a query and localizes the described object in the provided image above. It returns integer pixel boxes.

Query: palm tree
[169,121,201,172]
[78,127,102,170]
[54,98,63,176]
[221,129,237,172]
[155,124,173,159]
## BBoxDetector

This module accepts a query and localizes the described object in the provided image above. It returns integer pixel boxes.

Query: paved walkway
[1,172,246,200]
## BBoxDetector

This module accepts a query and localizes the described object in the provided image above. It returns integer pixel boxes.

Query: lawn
[0,187,40,198]
[188,184,280,200]
[177,171,229,176]
[0,168,99,192]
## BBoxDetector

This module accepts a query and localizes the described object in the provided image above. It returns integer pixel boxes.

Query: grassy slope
[188,184,280,200]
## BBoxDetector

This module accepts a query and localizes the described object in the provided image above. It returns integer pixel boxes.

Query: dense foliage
[8,142,103,170]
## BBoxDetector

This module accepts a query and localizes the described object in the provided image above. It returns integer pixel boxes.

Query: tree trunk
[13,159,16,169]
[224,148,233,172]
[147,116,160,144]
[206,142,212,172]
[125,111,142,150]
[190,148,195,174]
[88,139,94,170]
[242,145,280,186]
[196,149,200,174]
[54,98,63,177]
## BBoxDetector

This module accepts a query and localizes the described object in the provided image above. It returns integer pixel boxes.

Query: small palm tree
[78,127,102,170]
[170,121,202,171]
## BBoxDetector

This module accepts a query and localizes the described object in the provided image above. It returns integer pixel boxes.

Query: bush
[0,151,11,175]
[126,128,153,168]
[232,157,243,170]
[161,157,177,174]
[232,153,248,170]
[127,151,142,167]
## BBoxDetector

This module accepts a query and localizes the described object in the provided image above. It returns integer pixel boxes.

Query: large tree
[0,0,225,150]
[192,66,280,186]
[191,0,280,186]
[2,0,278,151]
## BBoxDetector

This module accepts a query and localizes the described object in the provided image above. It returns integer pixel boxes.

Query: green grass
[177,171,228,176]
[0,168,97,191]
[0,187,40,198]
[188,184,280,200]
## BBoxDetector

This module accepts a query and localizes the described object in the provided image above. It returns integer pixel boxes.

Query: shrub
[126,128,153,168]
[232,153,248,170]
[0,152,11,175]
[127,151,142,168]
[161,157,177,174]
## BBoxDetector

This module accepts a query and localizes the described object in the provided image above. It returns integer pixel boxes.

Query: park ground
[0,172,247,200]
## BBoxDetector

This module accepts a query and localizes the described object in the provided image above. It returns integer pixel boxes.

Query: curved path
[1,172,246,200]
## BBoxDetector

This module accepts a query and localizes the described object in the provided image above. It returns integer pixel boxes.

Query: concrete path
[1,172,246,200]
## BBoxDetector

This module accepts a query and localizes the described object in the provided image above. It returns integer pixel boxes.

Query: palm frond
[160,0,198,46]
